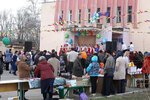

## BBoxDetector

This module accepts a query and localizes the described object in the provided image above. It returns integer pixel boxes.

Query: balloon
[81,31,86,37]
[96,33,101,39]
[68,39,73,44]
[65,33,69,38]
[76,31,81,37]
[101,38,108,44]
[2,37,10,46]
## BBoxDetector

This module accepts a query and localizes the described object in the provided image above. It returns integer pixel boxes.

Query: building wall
[129,0,150,52]
[40,0,150,52]
[40,2,65,51]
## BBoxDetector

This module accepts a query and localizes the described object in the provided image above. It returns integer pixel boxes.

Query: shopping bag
[80,92,88,100]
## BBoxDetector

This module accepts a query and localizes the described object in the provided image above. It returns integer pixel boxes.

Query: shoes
[90,93,96,96]
[9,71,11,74]
[24,97,29,100]
[13,72,17,76]
[0,95,1,98]
[92,94,96,96]
[53,91,58,95]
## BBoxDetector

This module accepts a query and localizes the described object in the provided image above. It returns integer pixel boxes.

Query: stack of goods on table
[128,62,142,75]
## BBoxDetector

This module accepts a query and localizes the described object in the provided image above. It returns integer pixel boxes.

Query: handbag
[106,68,114,77]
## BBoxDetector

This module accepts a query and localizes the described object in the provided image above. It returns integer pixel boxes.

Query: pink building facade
[40,0,150,52]
[55,0,138,28]
[53,0,138,50]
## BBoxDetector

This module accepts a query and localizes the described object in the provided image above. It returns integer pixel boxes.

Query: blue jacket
[87,56,100,76]
[5,49,12,62]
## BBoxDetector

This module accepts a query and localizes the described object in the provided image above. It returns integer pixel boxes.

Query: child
[59,56,66,76]
[87,56,100,96]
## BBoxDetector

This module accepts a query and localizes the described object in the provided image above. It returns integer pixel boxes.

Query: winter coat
[104,55,115,74]
[48,57,60,77]
[12,55,18,71]
[5,49,12,62]
[34,60,55,80]
[72,58,83,77]
[98,53,105,63]
[17,61,33,78]
[87,56,100,76]
[142,56,150,74]
[113,56,128,80]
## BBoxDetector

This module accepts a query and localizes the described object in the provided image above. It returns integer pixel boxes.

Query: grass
[89,91,150,100]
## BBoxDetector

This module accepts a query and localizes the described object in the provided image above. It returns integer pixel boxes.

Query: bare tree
[0,0,41,49]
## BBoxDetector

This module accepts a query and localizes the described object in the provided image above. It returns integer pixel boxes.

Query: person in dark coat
[72,53,83,77]
[34,56,55,100]
[0,51,4,69]
[101,50,115,96]
[11,51,19,75]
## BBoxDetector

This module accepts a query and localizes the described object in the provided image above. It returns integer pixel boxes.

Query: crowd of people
[0,43,150,99]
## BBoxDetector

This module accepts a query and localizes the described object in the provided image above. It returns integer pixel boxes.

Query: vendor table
[0,79,37,100]
[57,86,90,99]
[96,75,104,93]
[127,73,144,88]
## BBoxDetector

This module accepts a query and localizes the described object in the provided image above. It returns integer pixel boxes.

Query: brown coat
[17,61,33,78]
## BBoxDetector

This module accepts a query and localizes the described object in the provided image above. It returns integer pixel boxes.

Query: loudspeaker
[24,41,32,52]
[106,41,117,53]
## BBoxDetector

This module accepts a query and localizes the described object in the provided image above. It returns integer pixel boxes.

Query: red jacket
[34,60,55,80]
[142,56,150,74]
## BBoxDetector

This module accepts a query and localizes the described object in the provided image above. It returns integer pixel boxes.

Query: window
[97,8,100,23]
[107,7,111,23]
[78,9,81,24]
[69,10,72,21]
[88,9,91,23]
[61,11,63,19]
[117,7,121,23]
[128,6,132,23]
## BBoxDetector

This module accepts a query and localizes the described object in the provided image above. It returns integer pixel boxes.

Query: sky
[0,0,56,12]
[0,0,28,11]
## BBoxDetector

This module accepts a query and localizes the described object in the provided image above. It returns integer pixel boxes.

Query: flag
[59,16,64,26]
[98,13,103,16]
[90,12,99,23]
[105,11,110,17]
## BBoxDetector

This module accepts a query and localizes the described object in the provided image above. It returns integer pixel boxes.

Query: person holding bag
[87,56,100,96]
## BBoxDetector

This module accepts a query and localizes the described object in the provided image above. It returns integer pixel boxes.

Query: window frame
[88,9,91,23]
[97,8,101,23]
[78,9,81,24]
[117,6,121,23]
[107,7,111,23]
[128,6,132,23]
